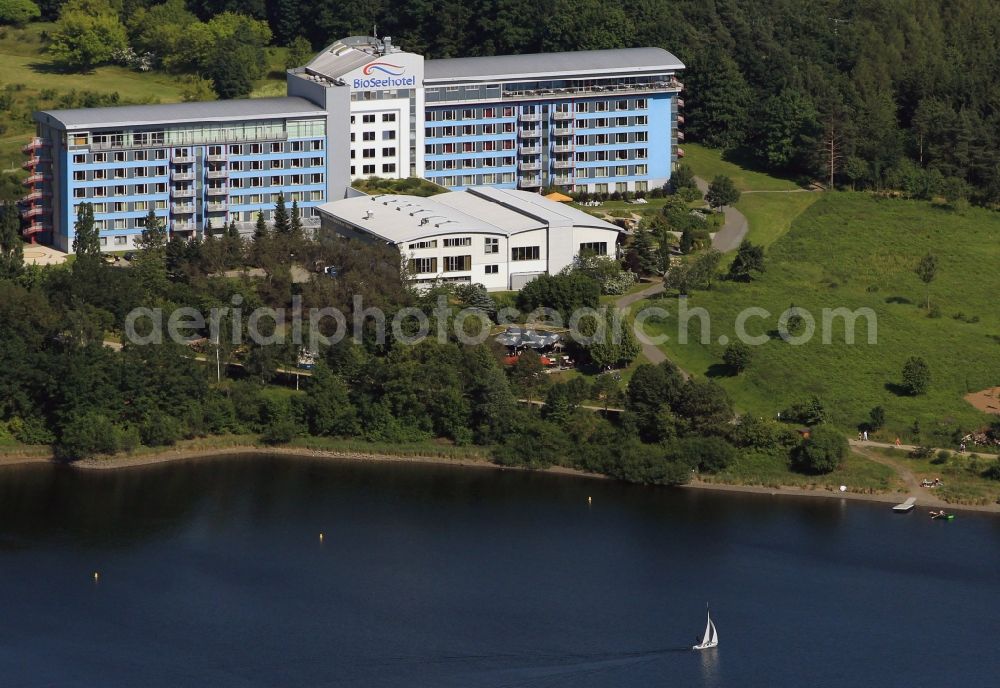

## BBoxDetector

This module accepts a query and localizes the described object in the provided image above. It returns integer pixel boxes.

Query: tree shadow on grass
[720,146,809,188]
[26,61,94,77]
[884,381,911,396]
[884,296,913,305]
[705,363,733,379]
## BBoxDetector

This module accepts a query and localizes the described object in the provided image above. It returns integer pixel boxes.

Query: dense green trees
[901,357,931,396]
[48,0,127,70]
[0,0,40,26]
[727,240,765,282]
[0,203,23,280]
[705,176,740,211]
[793,426,848,474]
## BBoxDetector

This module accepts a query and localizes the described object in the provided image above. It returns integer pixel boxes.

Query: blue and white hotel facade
[25,37,683,252]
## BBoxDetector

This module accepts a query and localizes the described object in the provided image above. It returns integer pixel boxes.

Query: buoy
[319,533,324,543]
[587,496,592,505]
[93,572,100,582]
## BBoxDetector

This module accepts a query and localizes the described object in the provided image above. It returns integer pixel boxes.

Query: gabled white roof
[318,187,623,245]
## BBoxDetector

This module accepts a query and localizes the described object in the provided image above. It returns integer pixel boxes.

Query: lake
[1,454,998,687]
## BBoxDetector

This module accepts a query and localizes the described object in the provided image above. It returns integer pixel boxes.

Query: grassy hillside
[640,192,1000,444]
[0,23,286,174]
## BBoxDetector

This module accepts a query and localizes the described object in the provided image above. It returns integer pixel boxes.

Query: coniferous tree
[273,194,290,235]
[72,202,102,268]
[290,199,303,240]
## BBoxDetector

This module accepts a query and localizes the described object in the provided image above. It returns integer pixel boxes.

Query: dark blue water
[0,455,998,687]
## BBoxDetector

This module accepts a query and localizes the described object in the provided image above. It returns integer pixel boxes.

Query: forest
[13,0,1000,202]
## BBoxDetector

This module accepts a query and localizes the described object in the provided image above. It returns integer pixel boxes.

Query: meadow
[638,192,1000,444]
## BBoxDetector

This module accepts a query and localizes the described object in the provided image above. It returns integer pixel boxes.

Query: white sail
[693,608,719,650]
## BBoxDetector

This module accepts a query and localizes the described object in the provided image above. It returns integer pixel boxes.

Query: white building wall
[350,98,409,180]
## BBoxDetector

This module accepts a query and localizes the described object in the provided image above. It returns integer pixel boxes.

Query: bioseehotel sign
[348,52,424,91]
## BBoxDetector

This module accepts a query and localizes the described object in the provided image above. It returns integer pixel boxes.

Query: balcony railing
[552,111,574,120]
[676,98,684,108]
[21,157,45,170]
[171,187,196,198]
[206,201,227,213]
[518,129,542,139]
[21,138,50,154]
[552,175,574,185]
[206,152,227,162]
[520,112,541,122]
[171,171,195,181]
[552,144,573,154]
[21,190,50,203]
[206,169,228,179]
[172,221,196,232]
[171,154,195,164]
[23,173,50,186]
[553,160,573,169]
[518,175,542,187]
[24,222,49,236]
[676,115,685,125]
[676,131,685,141]
[206,185,228,196]
[551,126,573,136]
[22,206,47,219]
[171,203,195,214]
[519,161,541,171]
[519,144,541,155]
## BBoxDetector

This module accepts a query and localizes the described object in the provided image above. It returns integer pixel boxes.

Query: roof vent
[363,210,373,220]
[420,218,428,225]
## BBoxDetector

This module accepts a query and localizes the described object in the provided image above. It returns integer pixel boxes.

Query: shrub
[261,418,299,445]
[792,426,847,474]
[722,341,753,373]
[868,406,885,431]
[7,416,55,445]
[982,461,1000,481]
[672,436,739,473]
[901,357,931,395]
[140,415,182,447]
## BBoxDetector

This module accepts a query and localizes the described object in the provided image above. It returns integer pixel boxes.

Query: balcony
[206,201,227,213]
[676,115,685,125]
[171,203,195,214]
[676,98,684,108]
[553,159,573,169]
[552,175,574,185]
[518,129,542,139]
[519,144,541,155]
[23,173,51,186]
[22,206,47,219]
[171,153,195,164]
[676,131,685,141]
[551,126,573,136]
[676,147,685,158]
[172,221,196,232]
[552,144,573,154]
[24,222,49,238]
[21,157,46,170]
[519,161,541,172]
[206,152,227,162]
[206,185,228,196]
[552,111,573,121]
[21,190,50,203]
[21,138,50,154]
[520,112,541,122]
[171,187,196,198]
[171,171,195,182]
[206,169,228,179]
[518,175,542,188]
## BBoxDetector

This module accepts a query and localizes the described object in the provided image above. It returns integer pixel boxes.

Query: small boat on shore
[692,607,719,651]
[930,510,955,521]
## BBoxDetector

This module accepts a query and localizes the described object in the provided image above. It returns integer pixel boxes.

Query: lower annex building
[23,36,684,253]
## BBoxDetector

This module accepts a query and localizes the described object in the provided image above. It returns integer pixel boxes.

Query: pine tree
[254,211,268,240]
[273,194,290,235]
[204,218,214,239]
[72,202,101,269]
[290,199,302,239]
[133,209,168,297]
[0,202,23,280]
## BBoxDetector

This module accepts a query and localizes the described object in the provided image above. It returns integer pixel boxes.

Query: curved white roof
[425,47,683,83]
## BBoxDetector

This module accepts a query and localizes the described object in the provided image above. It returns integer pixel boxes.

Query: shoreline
[3,445,998,514]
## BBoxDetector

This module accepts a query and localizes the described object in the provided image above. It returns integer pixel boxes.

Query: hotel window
[114,168,127,179]
[134,150,147,160]
[575,102,588,113]
[249,143,262,154]
[511,246,540,261]
[270,142,282,153]
[73,154,86,164]
[463,109,474,119]
[270,175,282,186]
[502,139,515,150]
[310,190,323,201]
[363,164,375,174]
[617,99,628,110]
[408,257,437,274]
[382,163,396,174]
[484,265,499,274]
[363,131,375,141]
[73,189,86,199]
[382,147,396,157]
[114,187,126,197]
[596,101,608,112]
[636,164,648,175]
[594,183,608,194]
[154,149,166,160]
[382,130,396,140]
[350,166,356,176]
[483,157,496,167]
[135,201,148,211]
[113,219,126,230]
[443,255,471,272]
[156,200,167,209]
[502,122,515,133]
[443,126,456,136]
[636,115,648,125]
[615,133,628,143]
[135,184,147,194]
[115,236,127,246]
[484,237,499,254]
[443,237,471,247]
[616,117,628,127]
[93,170,107,180]
[503,106,514,117]
[636,181,648,192]
[382,113,396,122]
[615,165,628,176]
[270,159,284,169]
[635,132,648,142]
[73,171,85,181]
[579,242,608,256]
[363,114,376,123]
[155,183,167,193]
[483,124,496,135]
[408,240,437,249]
[636,98,647,109]
[114,152,126,162]
[363,148,375,158]
[596,118,608,128]
[100,237,107,246]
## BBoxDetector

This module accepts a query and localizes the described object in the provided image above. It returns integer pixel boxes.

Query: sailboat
[692,607,719,650]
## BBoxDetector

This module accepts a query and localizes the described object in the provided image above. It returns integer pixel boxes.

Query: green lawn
[637,193,1000,443]
[737,192,821,246]
[700,450,901,493]
[682,143,804,192]
[870,447,1000,506]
